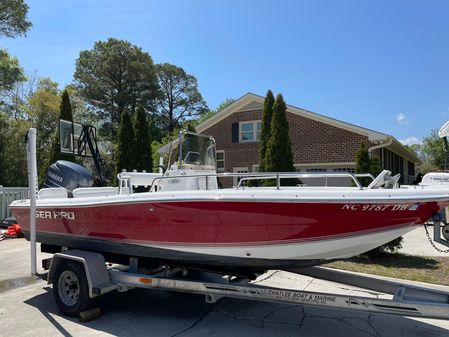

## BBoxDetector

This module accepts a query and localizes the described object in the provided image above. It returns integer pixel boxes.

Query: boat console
[154,131,219,192]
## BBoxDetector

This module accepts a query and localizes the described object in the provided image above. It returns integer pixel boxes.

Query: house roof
[194,92,420,164]
[196,93,389,141]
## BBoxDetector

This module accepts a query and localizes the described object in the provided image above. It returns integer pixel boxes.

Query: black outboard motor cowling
[43,160,93,193]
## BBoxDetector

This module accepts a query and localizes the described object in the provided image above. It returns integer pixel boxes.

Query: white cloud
[396,112,409,125]
[399,137,421,146]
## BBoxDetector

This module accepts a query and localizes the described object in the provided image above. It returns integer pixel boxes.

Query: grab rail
[148,172,374,191]
[237,172,374,190]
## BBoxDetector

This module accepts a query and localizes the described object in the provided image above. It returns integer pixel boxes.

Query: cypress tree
[264,94,295,185]
[60,90,73,121]
[116,111,136,174]
[370,155,382,177]
[355,142,372,186]
[133,105,153,172]
[48,90,76,164]
[259,90,275,172]
[40,90,77,185]
[355,142,370,173]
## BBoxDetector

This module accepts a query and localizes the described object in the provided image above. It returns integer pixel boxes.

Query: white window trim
[294,163,356,173]
[233,166,248,187]
[239,120,261,143]
[295,162,356,167]
[216,150,225,172]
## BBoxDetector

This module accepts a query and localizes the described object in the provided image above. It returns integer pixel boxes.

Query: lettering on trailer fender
[265,289,337,305]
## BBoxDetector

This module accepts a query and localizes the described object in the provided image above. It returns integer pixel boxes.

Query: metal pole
[26,128,38,275]
[178,132,183,170]
[444,137,448,170]
[159,156,164,174]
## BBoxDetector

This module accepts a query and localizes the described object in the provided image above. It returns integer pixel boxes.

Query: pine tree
[264,94,295,185]
[116,111,136,174]
[259,90,275,172]
[133,105,152,172]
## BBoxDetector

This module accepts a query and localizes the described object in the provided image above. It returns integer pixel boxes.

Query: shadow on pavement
[24,287,75,337]
[348,254,440,269]
[24,286,449,337]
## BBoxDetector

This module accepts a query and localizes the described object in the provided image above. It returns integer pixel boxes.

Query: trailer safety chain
[424,224,449,253]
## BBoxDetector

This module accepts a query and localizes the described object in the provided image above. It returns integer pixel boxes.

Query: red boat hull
[12,200,441,245]
[11,199,444,273]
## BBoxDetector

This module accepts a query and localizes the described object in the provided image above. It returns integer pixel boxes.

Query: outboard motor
[43,160,93,193]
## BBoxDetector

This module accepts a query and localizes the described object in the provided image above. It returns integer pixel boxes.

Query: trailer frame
[43,246,449,320]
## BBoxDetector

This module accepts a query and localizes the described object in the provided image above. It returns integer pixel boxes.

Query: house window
[239,121,261,142]
[408,161,415,176]
[333,168,355,173]
[306,168,328,172]
[216,150,225,172]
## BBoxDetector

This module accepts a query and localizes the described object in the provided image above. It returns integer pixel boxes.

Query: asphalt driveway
[1,236,449,336]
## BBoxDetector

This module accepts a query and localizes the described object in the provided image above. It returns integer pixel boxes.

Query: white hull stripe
[138,225,416,260]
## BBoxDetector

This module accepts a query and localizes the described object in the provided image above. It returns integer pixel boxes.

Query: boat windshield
[168,132,216,170]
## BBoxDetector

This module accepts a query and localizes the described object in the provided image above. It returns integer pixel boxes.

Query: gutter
[368,136,393,157]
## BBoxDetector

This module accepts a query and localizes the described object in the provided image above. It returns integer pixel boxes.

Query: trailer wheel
[53,261,92,317]
[442,223,449,241]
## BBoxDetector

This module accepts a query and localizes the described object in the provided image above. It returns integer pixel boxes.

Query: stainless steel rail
[149,172,375,191]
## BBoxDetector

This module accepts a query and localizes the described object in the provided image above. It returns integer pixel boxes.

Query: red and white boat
[9,132,449,274]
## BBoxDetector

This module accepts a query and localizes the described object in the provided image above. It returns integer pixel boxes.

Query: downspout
[368,136,393,157]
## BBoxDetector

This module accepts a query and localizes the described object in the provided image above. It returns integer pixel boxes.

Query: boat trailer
[42,222,449,321]
[23,127,449,320]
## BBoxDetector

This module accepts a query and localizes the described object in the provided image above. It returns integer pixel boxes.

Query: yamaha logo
[48,171,63,183]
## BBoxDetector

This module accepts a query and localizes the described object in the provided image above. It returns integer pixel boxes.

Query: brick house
[193,93,420,187]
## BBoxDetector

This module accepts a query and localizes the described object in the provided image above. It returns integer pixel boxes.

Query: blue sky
[1,0,449,144]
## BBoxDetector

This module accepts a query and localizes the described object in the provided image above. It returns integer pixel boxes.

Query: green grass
[325,253,449,286]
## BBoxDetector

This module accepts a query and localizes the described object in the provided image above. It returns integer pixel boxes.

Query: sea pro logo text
[36,211,75,220]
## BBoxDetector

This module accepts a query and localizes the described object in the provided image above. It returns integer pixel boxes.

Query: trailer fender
[48,250,110,298]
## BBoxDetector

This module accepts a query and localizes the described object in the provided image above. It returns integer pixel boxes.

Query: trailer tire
[53,260,93,317]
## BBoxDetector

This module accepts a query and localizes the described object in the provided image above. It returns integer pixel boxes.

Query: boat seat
[367,170,391,189]
[72,187,118,198]
[38,188,68,199]
[117,172,162,187]
[384,174,401,189]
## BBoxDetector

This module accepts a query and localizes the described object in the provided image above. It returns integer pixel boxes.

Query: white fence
[0,187,29,220]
